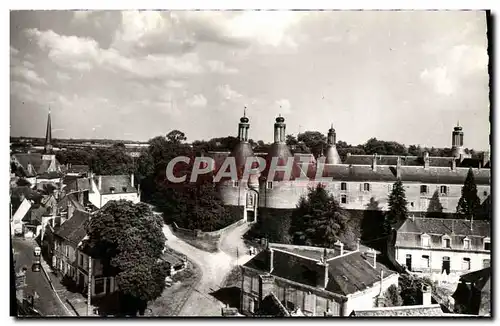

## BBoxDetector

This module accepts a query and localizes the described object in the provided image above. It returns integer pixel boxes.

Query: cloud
[276,99,292,114]
[217,84,243,100]
[26,28,204,79]
[186,94,207,108]
[449,44,488,74]
[207,60,238,74]
[10,46,19,56]
[56,71,72,81]
[166,80,185,88]
[11,66,47,86]
[420,67,453,96]
[72,10,93,23]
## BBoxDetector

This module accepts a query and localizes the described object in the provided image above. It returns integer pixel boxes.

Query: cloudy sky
[10,10,490,150]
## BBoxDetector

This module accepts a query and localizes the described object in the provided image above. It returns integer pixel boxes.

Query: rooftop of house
[458,267,491,292]
[12,153,62,177]
[394,217,490,250]
[243,243,397,296]
[92,175,137,195]
[349,304,447,317]
[66,164,89,174]
[54,209,89,245]
[62,176,90,192]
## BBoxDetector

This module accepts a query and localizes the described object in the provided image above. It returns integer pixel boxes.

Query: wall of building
[100,193,140,208]
[241,267,344,316]
[395,247,491,277]
[343,273,399,316]
[221,178,490,214]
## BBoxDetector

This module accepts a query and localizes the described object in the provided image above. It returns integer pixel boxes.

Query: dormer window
[232,180,239,188]
[440,186,448,195]
[363,183,371,192]
[463,238,471,250]
[267,181,273,189]
[109,187,115,193]
[442,236,451,249]
[122,187,127,192]
[421,234,430,247]
[484,238,491,251]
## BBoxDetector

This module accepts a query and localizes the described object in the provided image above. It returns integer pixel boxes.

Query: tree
[426,190,444,217]
[90,147,134,175]
[86,200,169,316]
[290,184,355,249]
[456,168,481,220]
[384,284,403,307]
[297,131,327,157]
[384,179,408,234]
[285,134,298,146]
[16,178,32,187]
[399,274,432,306]
[166,130,187,144]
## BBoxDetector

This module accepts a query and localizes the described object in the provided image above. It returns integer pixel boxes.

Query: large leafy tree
[290,184,355,248]
[384,179,408,234]
[86,200,169,316]
[399,274,432,306]
[456,168,481,220]
[297,131,327,157]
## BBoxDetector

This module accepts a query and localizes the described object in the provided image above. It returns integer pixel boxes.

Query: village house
[88,173,140,209]
[53,207,117,297]
[240,241,399,317]
[388,217,490,283]
[452,267,491,316]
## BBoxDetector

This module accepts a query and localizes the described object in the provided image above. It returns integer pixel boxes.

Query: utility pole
[87,212,92,316]
[87,256,92,316]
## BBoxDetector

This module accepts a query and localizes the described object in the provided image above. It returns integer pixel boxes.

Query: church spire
[44,107,53,154]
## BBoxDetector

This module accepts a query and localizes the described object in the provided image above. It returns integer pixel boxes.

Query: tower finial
[331,123,333,129]
[457,120,460,127]
[243,106,246,117]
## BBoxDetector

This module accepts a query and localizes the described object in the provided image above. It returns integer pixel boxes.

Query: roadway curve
[162,221,253,316]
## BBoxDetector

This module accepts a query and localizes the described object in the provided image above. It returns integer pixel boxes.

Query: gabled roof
[243,245,396,296]
[322,164,490,185]
[257,293,290,317]
[67,165,89,174]
[54,209,89,245]
[458,267,491,292]
[63,176,90,192]
[350,304,446,317]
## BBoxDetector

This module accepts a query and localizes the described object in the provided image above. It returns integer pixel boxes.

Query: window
[421,235,430,247]
[484,191,488,196]
[363,183,370,192]
[484,239,491,251]
[422,255,430,268]
[420,185,428,194]
[463,238,471,250]
[440,186,448,195]
[340,195,347,204]
[248,298,255,313]
[94,278,105,295]
[340,182,347,191]
[251,277,259,293]
[405,254,412,271]
[462,258,471,271]
[79,254,83,267]
[410,202,414,208]
[443,238,451,248]
[483,259,490,268]
[267,181,273,189]
[233,180,239,188]
[442,256,451,274]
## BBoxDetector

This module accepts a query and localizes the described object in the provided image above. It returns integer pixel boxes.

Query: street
[12,238,71,316]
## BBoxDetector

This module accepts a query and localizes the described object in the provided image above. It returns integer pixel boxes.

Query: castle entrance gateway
[245,190,258,223]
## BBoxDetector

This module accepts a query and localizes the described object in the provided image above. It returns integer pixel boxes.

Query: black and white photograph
[8,7,492,318]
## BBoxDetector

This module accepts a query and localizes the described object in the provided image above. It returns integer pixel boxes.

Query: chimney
[421,284,432,306]
[396,156,401,179]
[268,248,274,273]
[334,240,344,256]
[482,151,490,168]
[376,270,386,307]
[372,154,377,171]
[347,152,351,157]
[423,152,430,169]
[365,248,377,269]
[316,260,329,289]
[131,173,134,187]
[451,159,456,170]
[259,274,275,303]
[356,238,360,251]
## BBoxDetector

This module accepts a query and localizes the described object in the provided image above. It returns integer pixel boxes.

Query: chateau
[208,114,491,223]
